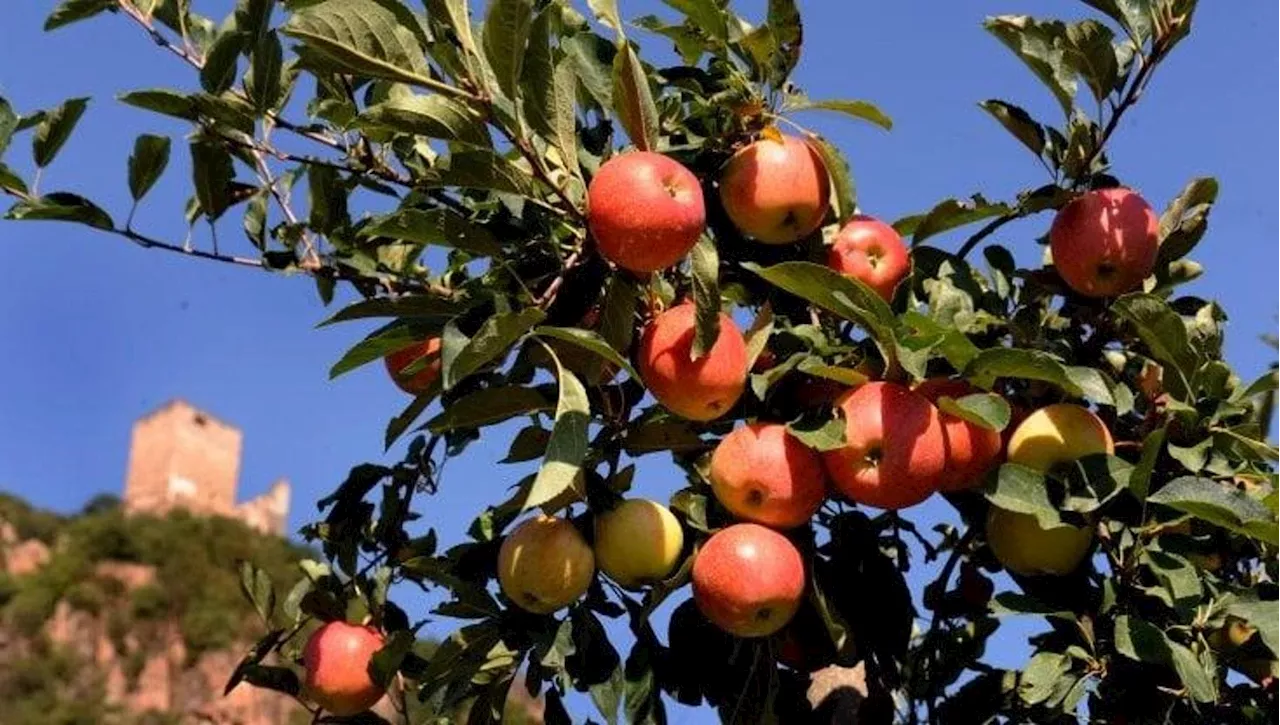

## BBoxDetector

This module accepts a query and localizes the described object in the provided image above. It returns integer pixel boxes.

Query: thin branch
[535,245,586,308]
[923,526,977,725]
[955,212,1022,260]
[117,225,265,268]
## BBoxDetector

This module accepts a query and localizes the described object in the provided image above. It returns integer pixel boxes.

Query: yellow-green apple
[1049,187,1159,297]
[985,507,1093,576]
[303,621,386,716]
[593,499,684,588]
[821,381,946,510]
[692,523,805,637]
[587,152,705,273]
[498,515,595,614]
[718,133,830,244]
[1006,403,1114,472]
[913,378,1004,492]
[384,338,442,396]
[827,215,910,302]
[709,422,827,529]
[638,302,747,421]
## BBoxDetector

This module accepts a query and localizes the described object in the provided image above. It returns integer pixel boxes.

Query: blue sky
[0,1,1275,722]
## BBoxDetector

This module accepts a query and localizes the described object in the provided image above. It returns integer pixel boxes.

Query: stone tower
[122,400,290,536]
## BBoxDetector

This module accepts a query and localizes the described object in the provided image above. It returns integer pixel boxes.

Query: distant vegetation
[0,492,310,725]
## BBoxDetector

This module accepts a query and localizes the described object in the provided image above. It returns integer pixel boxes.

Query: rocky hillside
[0,492,311,725]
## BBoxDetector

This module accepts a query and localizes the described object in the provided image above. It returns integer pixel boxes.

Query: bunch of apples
[362,133,1161,660]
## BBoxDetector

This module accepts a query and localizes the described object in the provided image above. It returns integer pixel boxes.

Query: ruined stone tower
[122,400,290,536]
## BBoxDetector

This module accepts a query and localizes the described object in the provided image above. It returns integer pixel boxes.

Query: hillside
[0,492,311,725]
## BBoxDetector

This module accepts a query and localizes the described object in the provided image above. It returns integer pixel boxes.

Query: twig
[923,526,977,725]
[535,245,586,308]
[955,212,1022,260]
[248,145,320,265]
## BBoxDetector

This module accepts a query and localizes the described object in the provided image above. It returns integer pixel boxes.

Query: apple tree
[3,0,1276,722]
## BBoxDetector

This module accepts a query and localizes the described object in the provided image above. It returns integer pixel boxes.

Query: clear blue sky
[0,1,1275,722]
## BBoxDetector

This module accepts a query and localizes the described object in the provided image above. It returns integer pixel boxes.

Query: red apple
[821,381,946,510]
[827,215,910,302]
[587,152,706,273]
[1049,187,1159,297]
[709,422,827,529]
[384,337,442,396]
[692,523,805,637]
[638,302,747,421]
[303,621,386,716]
[718,133,831,244]
[913,378,1004,492]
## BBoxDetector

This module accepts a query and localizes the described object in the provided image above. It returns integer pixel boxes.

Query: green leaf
[611,43,659,151]
[236,0,275,42]
[1128,426,1166,501]
[319,295,465,326]
[898,311,981,372]
[5,192,113,230]
[0,97,18,156]
[937,393,1011,431]
[963,347,1083,397]
[1114,614,1216,703]
[1147,476,1279,545]
[283,0,434,88]
[118,89,198,121]
[1156,177,1217,266]
[979,99,1045,156]
[689,236,721,360]
[190,141,236,221]
[443,307,546,389]
[307,164,348,234]
[563,34,615,110]
[1018,652,1070,705]
[32,97,89,168]
[1141,549,1201,606]
[201,31,247,94]
[369,630,415,689]
[360,207,501,256]
[766,0,802,82]
[909,195,1012,245]
[1081,0,1154,43]
[586,0,623,34]
[237,561,275,624]
[786,415,846,452]
[784,98,892,131]
[746,261,895,364]
[482,0,533,102]
[428,0,478,58]
[523,12,580,178]
[417,150,540,196]
[426,386,553,432]
[524,348,590,511]
[535,327,639,380]
[0,163,27,197]
[240,190,272,249]
[1063,20,1118,103]
[795,358,869,387]
[663,0,728,42]
[623,416,706,455]
[248,31,285,113]
[806,134,855,221]
[503,425,551,463]
[1111,294,1197,399]
[358,94,489,146]
[1227,600,1279,659]
[44,0,115,30]
[984,16,1077,117]
[329,322,430,379]
[384,394,432,450]
[985,463,1062,528]
[127,134,171,203]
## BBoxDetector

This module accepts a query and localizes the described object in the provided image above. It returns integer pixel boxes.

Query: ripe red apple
[709,422,827,529]
[913,378,1004,492]
[827,215,910,302]
[1049,187,1159,297]
[303,621,386,716]
[718,133,831,244]
[384,337,442,396]
[587,152,706,273]
[638,302,747,421]
[821,381,946,510]
[692,523,805,637]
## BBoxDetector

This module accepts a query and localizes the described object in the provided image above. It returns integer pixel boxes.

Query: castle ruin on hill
[122,400,290,537]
